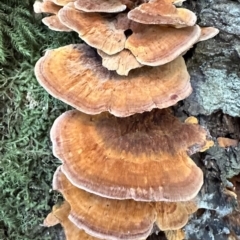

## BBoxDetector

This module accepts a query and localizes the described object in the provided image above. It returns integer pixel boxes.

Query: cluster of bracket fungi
[34,0,219,239]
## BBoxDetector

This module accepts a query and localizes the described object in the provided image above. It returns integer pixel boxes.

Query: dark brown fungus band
[50,109,208,201]
[34,44,192,117]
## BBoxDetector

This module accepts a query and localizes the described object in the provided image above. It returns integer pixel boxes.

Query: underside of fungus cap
[44,201,103,240]
[34,44,192,117]
[53,166,156,240]
[125,25,201,66]
[97,49,143,76]
[74,0,127,13]
[50,109,208,201]
[128,0,197,27]
[58,3,126,55]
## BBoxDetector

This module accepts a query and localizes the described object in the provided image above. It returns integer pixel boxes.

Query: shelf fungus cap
[128,0,197,27]
[42,15,72,31]
[125,25,201,66]
[33,0,61,14]
[217,137,238,148]
[98,49,143,76]
[164,230,185,240]
[35,44,192,117]
[50,109,208,201]
[198,27,219,42]
[44,201,101,240]
[34,0,72,31]
[74,0,127,13]
[52,0,75,6]
[58,3,126,55]
[53,166,155,240]
[155,200,198,231]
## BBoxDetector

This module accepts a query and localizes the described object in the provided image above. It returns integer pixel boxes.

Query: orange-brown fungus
[165,229,185,240]
[53,167,156,240]
[74,0,127,13]
[217,137,239,148]
[155,200,198,230]
[33,0,61,14]
[33,0,72,31]
[58,3,126,55]
[44,201,102,240]
[35,44,192,117]
[52,0,75,6]
[128,0,196,27]
[184,116,199,124]
[97,49,142,76]
[50,109,208,201]
[42,15,72,31]
[184,116,214,152]
[198,27,219,42]
[125,25,201,66]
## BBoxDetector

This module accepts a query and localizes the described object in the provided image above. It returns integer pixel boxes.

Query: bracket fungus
[58,3,126,55]
[155,200,198,231]
[52,0,75,6]
[128,0,197,27]
[34,0,218,72]
[217,137,239,148]
[50,109,209,201]
[35,44,192,117]
[74,0,127,13]
[52,166,199,239]
[53,166,156,240]
[125,25,201,66]
[165,230,185,240]
[33,0,219,239]
[42,15,72,32]
[33,0,61,14]
[44,201,104,240]
[198,27,220,42]
[97,49,143,76]
[34,0,72,31]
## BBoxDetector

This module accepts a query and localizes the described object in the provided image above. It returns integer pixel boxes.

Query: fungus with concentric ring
[52,166,199,239]
[43,201,103,240]
[53,166,156,240]
[128,0,197,27]
[50,108,209,201]
[35,44,192,117]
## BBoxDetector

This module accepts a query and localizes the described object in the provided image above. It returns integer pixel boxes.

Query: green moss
[0,1,80,239]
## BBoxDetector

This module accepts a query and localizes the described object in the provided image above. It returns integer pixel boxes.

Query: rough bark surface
[183,0,240,117]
